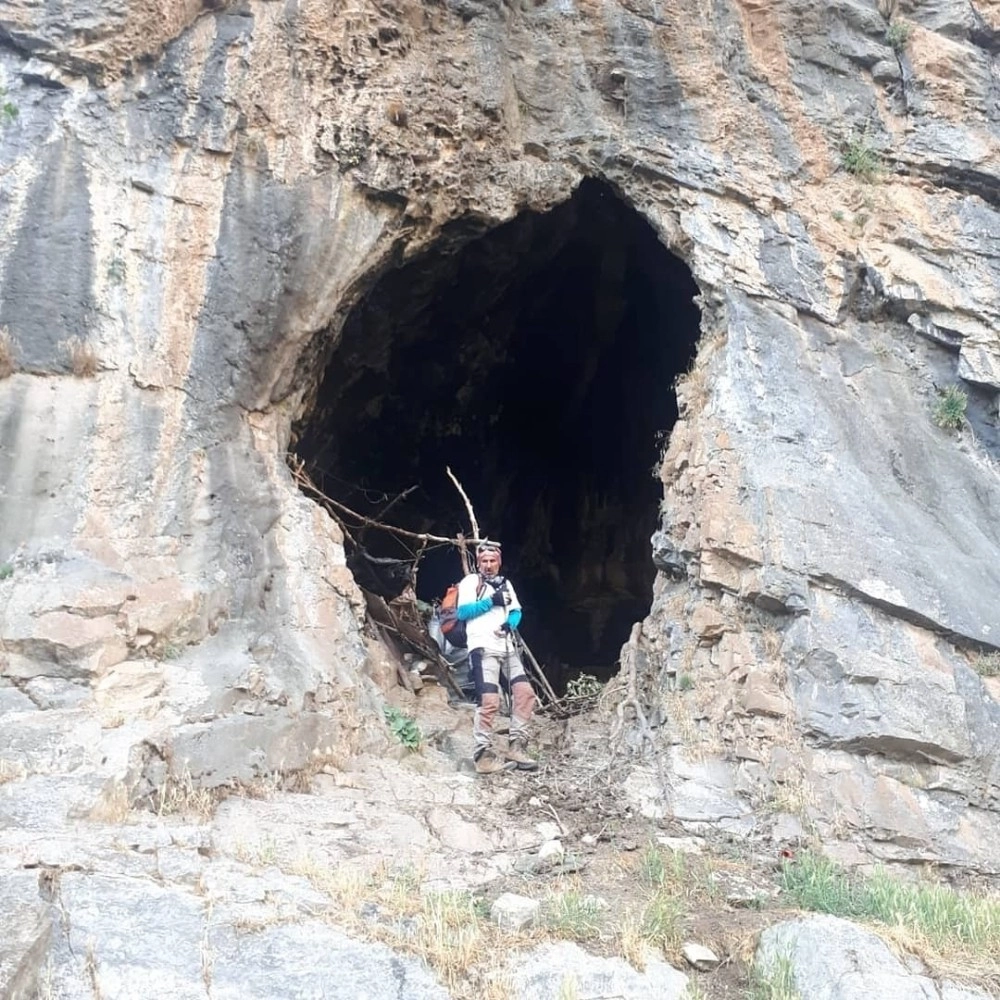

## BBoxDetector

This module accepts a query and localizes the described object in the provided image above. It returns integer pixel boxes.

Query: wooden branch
[445,466,480,541]
[289,456,491,549]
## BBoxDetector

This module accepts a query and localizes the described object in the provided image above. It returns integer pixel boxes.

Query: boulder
[513,941,688,1000]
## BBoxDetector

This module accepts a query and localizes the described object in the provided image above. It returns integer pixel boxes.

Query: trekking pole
[512,629,560,706]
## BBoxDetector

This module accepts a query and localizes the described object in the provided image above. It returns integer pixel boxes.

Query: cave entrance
[293,179,700,692]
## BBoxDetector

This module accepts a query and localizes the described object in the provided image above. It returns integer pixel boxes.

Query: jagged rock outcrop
[2,0,1000,993]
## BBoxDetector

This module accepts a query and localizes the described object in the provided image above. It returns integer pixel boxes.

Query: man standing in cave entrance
[456,540,539,775]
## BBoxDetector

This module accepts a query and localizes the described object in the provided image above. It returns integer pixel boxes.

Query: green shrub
[932,385,968,431]
[565,673,603,700]
[0,563,12,581]
[0,87,16,123]
[383,706,422,750]
[885,20,910,52]
[842,137,881,181]
[973,652,1000,677]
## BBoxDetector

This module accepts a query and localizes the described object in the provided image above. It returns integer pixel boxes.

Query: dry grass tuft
[0,757,27,785]
[88,779,133,824]
[63,336,99,377]
[232,835,280,868]
[386,99,408,126]
[148,768,218,821]
[0,326,16,379]
[287,857,532,997]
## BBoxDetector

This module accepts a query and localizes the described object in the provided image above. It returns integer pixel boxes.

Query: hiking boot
[505,738,539,771]
[474,750,516,775]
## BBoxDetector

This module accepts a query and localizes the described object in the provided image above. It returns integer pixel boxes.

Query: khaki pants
[470,646,536,756]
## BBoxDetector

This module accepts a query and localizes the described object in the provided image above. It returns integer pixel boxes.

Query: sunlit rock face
[1,0,999,871]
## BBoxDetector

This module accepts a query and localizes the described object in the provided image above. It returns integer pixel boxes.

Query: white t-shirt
[458,573,522,654]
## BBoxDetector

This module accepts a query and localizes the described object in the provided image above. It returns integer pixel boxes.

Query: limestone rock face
[1,0,999,889]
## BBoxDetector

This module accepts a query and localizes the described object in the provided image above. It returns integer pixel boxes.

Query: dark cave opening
[294,179,701,691]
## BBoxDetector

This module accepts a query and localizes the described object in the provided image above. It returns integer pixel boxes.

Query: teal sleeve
[507,608,522,630]
[457,597,491,620]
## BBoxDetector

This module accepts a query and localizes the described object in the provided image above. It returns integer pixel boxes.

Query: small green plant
[831,209,845,222]
[842,136,881,181]
[885,20,910,52]
[565,673,603,700]
[973,652,1000,677]
[0,563,13,581]
[932,385,968,431]
[543,891,604,940]
[779,851,861,915]
[106,256,127,283]
[678,673,695,691]
[0,86,17,123]
[639,891,684,949]
[681,984,709,1000]
[556,976,580,1000]
[383,706,422,750]
[747,954,800,1000]
[780,851,1000,962]
[640,844,668,888]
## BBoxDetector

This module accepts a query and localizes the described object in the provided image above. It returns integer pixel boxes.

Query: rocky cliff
[2,0,1000,996]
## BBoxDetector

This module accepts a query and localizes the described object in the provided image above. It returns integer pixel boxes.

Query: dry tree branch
[445,466,479,540]
[289,456,490,548]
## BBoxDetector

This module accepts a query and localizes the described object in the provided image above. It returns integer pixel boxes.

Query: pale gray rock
[491,893,540,931]
[537,839,565,865]
[426,806,495,854]
[0,684,36,713]
[670,754,751,825]
[682,941,720,971]
[0,774,104,832]
[55,874,209,999]
[0,871,52,1000]
[786,592,999,767]
[756,915,995,1000]
[22,676,91,710]
[770,813,807,845]
[209,922,449,1000]
[0,708,103,775]
[655,835,704,855]
[513,941,688,1000]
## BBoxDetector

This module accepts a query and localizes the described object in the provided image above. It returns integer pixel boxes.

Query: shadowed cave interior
[294,179,701,691]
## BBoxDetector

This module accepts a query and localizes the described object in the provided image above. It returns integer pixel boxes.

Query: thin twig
[515,631,560,706]
[290,457,491,548]
[373,484,418,523]
[543,801,567,836]
[445,466,479,541]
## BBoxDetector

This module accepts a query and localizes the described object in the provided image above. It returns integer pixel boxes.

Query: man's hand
[497,622,512,635]
[491,589,507,608]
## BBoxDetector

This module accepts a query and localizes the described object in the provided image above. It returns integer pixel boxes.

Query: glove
[491,589,507,608]
[498,622,512,635]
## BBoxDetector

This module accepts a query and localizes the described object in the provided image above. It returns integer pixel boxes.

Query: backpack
[439,577,486,649]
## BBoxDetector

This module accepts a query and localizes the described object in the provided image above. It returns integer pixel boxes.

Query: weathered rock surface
[756,915,995,1000]
[2,0,1000,991]
[512,941,689,1000]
